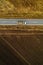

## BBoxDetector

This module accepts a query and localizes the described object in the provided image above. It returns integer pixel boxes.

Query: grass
[0,0,43,18]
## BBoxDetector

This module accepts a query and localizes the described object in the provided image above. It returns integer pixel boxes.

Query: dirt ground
[0,25,43,65]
